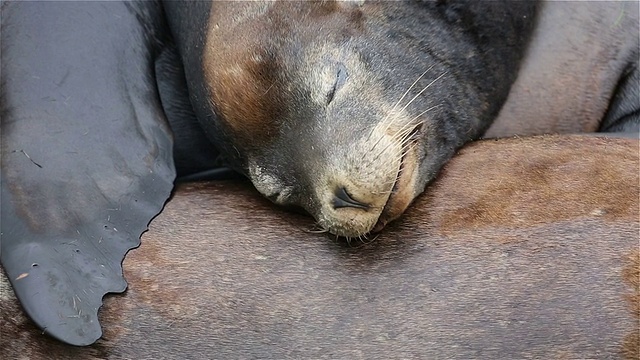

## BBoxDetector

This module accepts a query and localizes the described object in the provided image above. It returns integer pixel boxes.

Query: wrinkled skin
[2,135,638,358]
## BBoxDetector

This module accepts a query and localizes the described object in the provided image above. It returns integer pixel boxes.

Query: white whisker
[390,65,435,116]
[366,65,435,143]
[368,71,445,156]
[408,104,441,124]
[398,72,447,114]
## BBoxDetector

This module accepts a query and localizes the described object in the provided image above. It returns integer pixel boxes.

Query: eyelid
[327,62,349,104]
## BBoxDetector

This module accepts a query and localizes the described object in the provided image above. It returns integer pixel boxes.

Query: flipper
[0,1,175,346]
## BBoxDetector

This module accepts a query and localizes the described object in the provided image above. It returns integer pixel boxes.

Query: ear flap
[1,2,175,346]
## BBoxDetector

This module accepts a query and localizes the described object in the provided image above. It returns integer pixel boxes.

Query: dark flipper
[0,1,175,346]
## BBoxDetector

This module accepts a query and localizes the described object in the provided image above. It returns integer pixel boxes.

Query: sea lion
[164,0,639,239]
[2,135,638,358]
[2,0,638,347]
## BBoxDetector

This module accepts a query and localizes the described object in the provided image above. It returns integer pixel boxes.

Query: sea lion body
[486,1,640,137]
[2,135,638,358]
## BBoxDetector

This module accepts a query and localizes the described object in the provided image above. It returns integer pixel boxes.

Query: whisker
[361,233,380,246]
[306,228,329,234]
[368,233,380,244]
[368,74,444,156]
[370,102,440,166]
[366,65,435,143]
[398,72,447,114]
[389,65,435,117]
[400,141,418,155]
[307,223,328,234]
[371,121,420,161]
[408,104,441,125]
[368,112,414,153]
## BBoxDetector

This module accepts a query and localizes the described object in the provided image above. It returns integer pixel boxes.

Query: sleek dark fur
[167,1,538,174]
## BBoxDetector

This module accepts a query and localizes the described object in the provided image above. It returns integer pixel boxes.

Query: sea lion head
[198,1,536,237]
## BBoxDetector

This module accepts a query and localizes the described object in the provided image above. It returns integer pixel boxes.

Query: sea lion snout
[332,187,369,210]
[307,118,422,237]
[247,114,419,238]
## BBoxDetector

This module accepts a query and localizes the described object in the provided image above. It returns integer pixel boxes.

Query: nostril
[332,187,369,210]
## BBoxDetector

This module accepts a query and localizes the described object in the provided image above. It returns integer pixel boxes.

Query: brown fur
[1,135,638,358]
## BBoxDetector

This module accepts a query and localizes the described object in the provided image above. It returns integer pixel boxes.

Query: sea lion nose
[332,187,369,210]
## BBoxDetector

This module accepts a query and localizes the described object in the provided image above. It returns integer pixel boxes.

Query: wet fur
[2,135,638,358]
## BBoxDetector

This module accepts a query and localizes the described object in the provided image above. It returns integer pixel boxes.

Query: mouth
[371,127,421,233]
[314,123,423,239]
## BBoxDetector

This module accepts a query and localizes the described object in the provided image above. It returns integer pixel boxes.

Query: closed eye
[326,62,349,104]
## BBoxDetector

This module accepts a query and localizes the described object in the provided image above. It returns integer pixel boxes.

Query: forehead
[210,1,271,28]
[201,1,372,152]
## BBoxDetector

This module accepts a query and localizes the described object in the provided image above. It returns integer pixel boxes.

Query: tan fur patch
[203,3,283,148]
[429,136,639,233]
